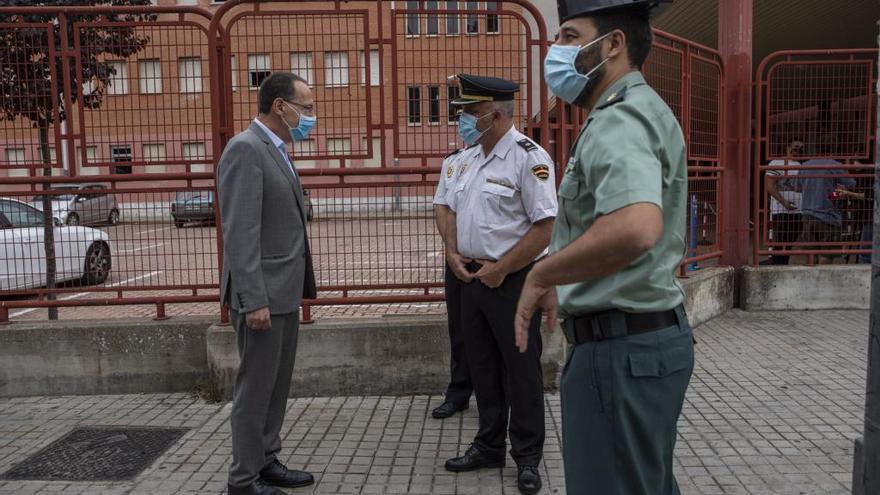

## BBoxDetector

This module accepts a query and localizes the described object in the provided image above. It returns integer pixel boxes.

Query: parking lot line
[120,242,167,254]
[135,226,173,236]
[10,270,163,319]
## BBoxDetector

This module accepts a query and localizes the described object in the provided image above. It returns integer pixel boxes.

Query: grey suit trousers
[228,309,300,488]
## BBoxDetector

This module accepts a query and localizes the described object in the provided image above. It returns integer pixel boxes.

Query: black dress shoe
[445,445,505,472]
[259,459,315,489]
[227,479,285,495]
[517,465,542,495]
[432,400,469,419]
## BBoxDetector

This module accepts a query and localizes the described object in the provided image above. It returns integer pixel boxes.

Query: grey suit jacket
[217,122,314,315]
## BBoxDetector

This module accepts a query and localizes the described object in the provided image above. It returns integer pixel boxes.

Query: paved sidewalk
[0,310,868,494]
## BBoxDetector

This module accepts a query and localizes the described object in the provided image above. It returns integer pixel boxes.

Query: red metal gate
[753,49,878,264]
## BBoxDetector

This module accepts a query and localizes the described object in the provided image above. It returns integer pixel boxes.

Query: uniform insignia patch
[460,163,469,175]
[517,138,538,152]
[446,165,455,179]
[531,164,550,181]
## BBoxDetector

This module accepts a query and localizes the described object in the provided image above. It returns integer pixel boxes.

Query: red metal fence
[0,1,740,322]
[548,30,725,275]
[753,49,878,264]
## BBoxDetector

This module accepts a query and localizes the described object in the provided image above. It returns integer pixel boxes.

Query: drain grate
[1,426,188,481]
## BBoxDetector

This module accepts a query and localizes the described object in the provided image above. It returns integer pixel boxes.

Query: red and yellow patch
[531,164,550,182]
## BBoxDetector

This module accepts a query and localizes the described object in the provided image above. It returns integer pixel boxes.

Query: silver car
[31,184,120,227]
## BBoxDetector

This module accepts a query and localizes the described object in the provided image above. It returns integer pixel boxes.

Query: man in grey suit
[218,72,318,495]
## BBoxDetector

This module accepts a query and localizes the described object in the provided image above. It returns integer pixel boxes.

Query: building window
[465,1,479,34]
[428,86,440,124]
[360,50,380,87]
[179,57,203,93]
[4,148,25,165]
[248,54,271,89]
[324,52,350,87]
[447,85,460,124]
[107,61,129,95]
[292,139,316,168]
[406,0,420,36]
[38,146,57,163]
[407,86,421,125]
[426,1,439,35]
[176,0,197,4]
[446,1,459,35]
[290,52,314,85]
[182,142,208,172]
[230,54,238,91]
[138,59,162,94]
[327,137,351,155]
[143,143,166,173]
[142,143,165,161]
[110,145,132,174]
[486,1,499,33]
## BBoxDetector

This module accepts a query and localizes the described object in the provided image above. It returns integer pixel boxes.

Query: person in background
[799,152,856,265]
[761,138,805,265]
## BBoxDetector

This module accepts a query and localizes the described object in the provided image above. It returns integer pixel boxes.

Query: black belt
[562,306,681,345]
[465,261,484,273]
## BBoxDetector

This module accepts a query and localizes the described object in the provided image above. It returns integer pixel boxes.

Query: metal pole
[853,19,880,495]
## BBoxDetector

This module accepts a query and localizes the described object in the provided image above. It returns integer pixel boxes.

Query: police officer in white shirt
[431,144,475,419]
[442,74,557,495]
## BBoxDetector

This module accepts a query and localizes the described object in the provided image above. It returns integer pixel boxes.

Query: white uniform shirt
[767,159,802,214]
[433,146,471,206]
[446,126,558,260]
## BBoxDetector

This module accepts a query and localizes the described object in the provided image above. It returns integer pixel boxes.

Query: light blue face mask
[544,32,611,104]
[458,111,494,145]
[283,102,317,141]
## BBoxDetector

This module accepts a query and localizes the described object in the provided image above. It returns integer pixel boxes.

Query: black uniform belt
[561,306,681,345]
[465,261,484,272]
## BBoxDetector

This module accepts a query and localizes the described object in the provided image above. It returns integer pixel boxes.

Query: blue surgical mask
[283,102,317,141]
[458,111,494,145]
[544,33,611,104]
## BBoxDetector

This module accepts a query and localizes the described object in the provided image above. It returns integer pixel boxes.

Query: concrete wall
[741,265,870,311]
[1,267,733,398]
[0,318,208,398]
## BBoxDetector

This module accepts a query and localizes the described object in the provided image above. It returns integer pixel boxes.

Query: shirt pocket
[558,175,580,200]
[480,183,516,226]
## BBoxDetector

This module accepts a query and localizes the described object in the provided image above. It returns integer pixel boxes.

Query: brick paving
[0,309,869,494]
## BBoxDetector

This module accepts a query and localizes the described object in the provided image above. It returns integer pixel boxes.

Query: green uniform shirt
[551,71,687,316]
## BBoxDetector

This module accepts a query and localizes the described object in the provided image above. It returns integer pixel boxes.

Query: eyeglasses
[285,100,315,113]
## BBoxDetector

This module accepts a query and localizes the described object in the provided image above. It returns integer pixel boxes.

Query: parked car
[0,197,112,291]
[171,190,215,228]
[170,189,313,227]
[31,183,120,227]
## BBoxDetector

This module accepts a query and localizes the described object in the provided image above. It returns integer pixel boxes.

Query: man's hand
[515,270,559,353]
[784,200,797,211]
[246,306,271,331]
[446,251,474,282]
[474,259,508,288]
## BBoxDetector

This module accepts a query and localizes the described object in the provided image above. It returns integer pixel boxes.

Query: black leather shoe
[445,445,505,472]
[431,400,469,419]
[259,459,315,489]
[227,479,285,495]
[517,465,542,495]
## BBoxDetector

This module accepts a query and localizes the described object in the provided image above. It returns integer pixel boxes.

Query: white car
[0,197,112,291]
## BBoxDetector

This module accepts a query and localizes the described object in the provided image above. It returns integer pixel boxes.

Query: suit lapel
[248,122,308,225]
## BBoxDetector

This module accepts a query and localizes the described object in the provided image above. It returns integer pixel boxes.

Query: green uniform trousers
[560,307,694,494]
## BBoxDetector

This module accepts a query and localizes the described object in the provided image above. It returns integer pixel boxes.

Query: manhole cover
[1,426,188,481]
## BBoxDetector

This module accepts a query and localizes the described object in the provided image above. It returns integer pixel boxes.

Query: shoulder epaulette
[516,138,538,152]
[596,86,628,110]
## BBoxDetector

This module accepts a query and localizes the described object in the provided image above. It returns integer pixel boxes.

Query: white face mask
[544,32,612,103]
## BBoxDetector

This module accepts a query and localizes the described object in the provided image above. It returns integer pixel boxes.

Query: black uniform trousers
[444,264,473,406]
[460,263,544,467]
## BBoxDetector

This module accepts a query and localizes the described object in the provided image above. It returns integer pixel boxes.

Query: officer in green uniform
[514,1,694,493]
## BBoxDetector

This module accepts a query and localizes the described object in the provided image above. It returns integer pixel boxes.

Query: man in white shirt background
[762,138,805,265]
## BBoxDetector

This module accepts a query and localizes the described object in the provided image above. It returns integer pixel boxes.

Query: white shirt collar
[253,117,287,152]
[479,125,518,161]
